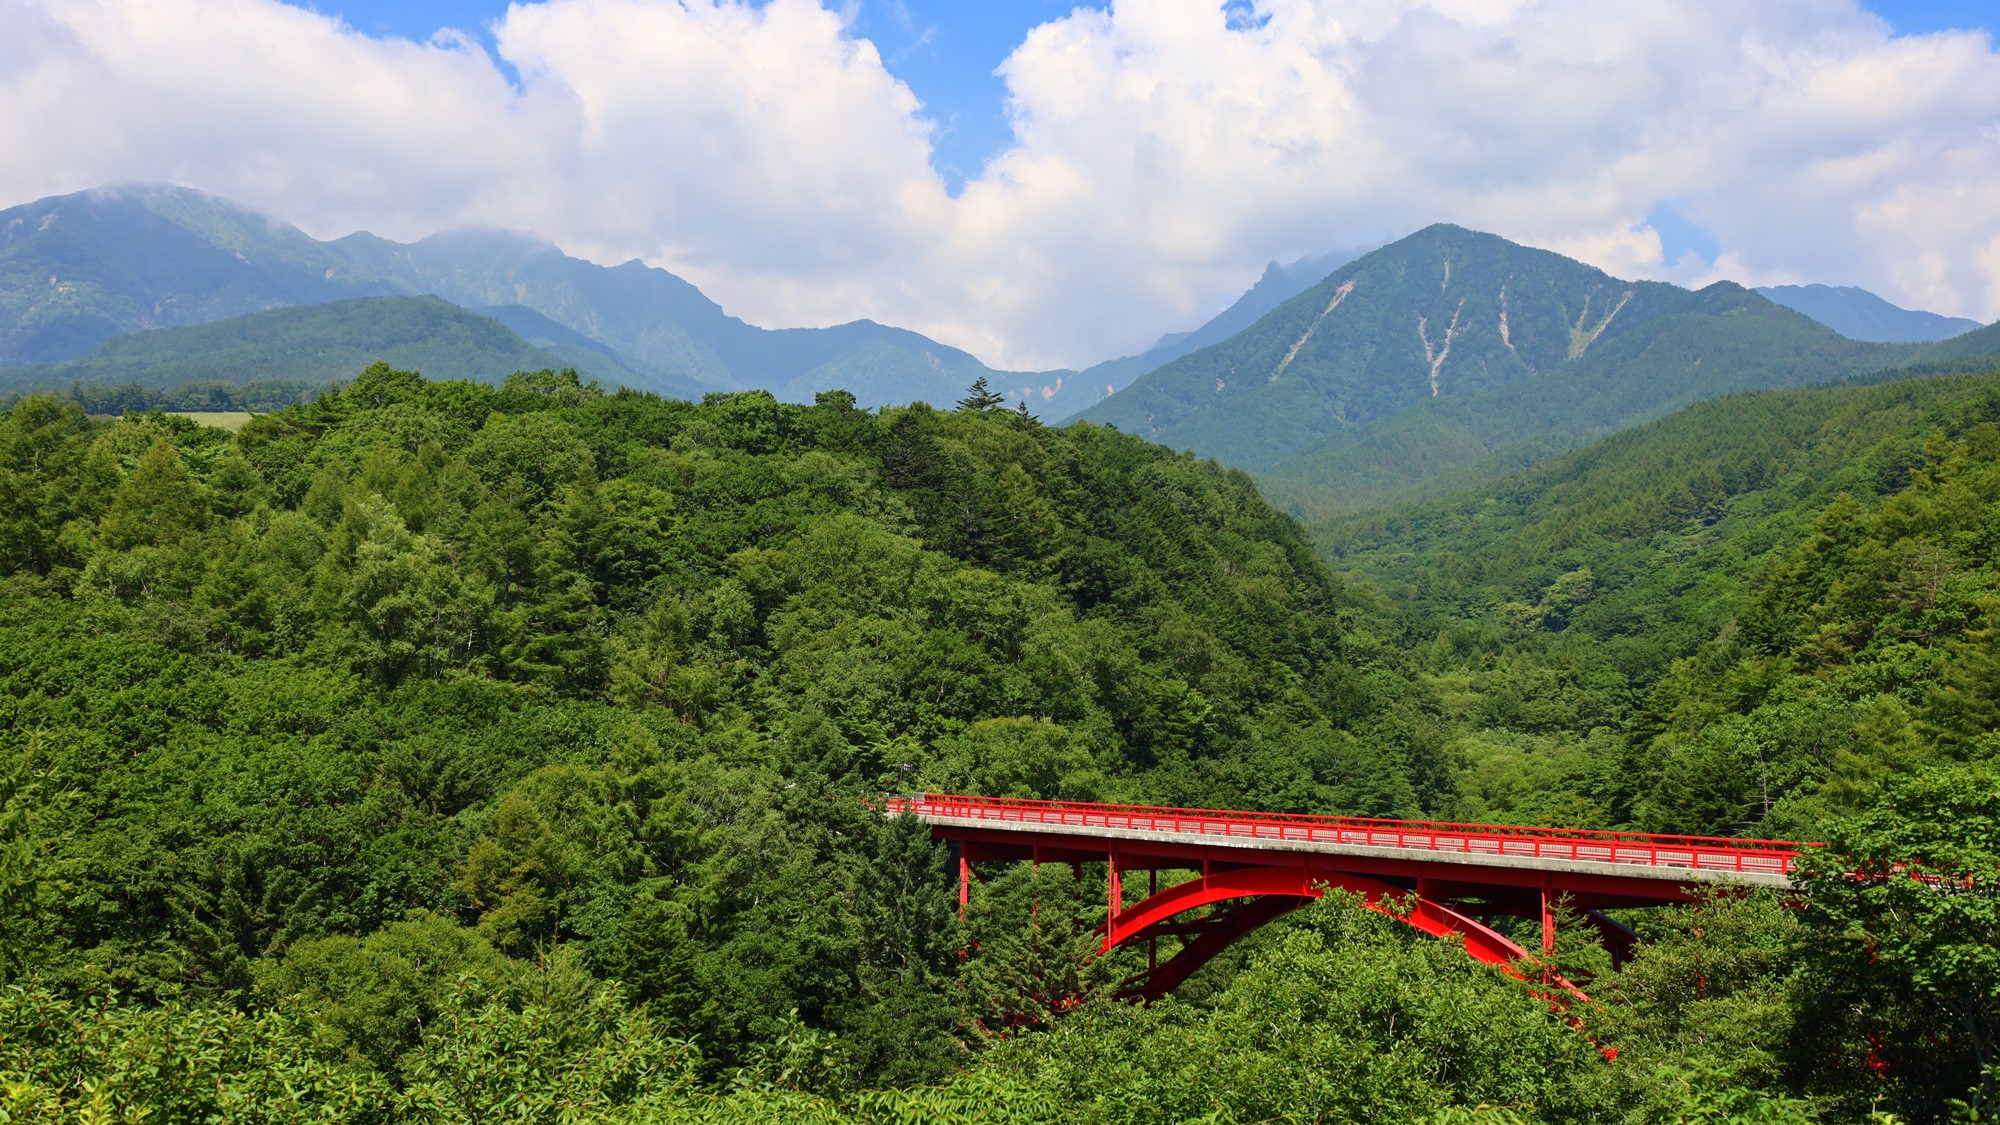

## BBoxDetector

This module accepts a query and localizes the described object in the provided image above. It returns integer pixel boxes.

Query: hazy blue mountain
[0,184,395,364]
[0,296,578,396]
[1755,283,1982,343]
[1047,246,1370,420]
[0,184,1036,408]
[1081,225,1910,514]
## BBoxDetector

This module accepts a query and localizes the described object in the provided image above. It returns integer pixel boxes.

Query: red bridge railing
[888,793,1807,878]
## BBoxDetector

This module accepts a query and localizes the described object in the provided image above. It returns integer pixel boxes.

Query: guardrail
[887,793,1807,877]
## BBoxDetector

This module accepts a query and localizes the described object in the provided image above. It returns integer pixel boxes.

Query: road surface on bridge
[891,793,1801,887]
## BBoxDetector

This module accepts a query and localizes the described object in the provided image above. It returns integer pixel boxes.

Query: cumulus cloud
[963,0,2000,361]
[3,0,2000,368]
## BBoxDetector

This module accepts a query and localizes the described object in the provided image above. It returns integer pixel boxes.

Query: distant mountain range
[1754,284,1981,343]
[1079,224,2000,515]
[8,183,1996,520]
[4,183,1384,417]
[0,184,1060,409]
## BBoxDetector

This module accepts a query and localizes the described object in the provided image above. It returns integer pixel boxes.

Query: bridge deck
[890,794,1803,890]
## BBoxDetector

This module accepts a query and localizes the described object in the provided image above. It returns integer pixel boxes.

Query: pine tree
[957,376,1005,412]
[98,439,203,550]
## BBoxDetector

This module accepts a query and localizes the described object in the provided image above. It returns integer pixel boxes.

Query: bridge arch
[1101,864,1549,1002]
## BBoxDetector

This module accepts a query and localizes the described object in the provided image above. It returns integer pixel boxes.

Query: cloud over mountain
[5,0,1999,369]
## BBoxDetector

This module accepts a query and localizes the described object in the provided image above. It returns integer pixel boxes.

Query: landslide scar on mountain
[1565,288,1634,359]
[1272,279,1356,382]
[1418,297,1467,397]
[1441,256,1451,292]
[1499,285,1516,354]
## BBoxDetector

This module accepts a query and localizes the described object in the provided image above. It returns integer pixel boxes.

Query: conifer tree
[957,376,1005,412]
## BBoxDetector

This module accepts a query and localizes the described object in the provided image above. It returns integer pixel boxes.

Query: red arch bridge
[885,794,1805,1003]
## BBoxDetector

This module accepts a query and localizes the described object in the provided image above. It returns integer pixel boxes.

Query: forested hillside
[1321,372,2000,836]
[0,369,1993,1121]
[1256,291,1947,519]
[0,296,597,400]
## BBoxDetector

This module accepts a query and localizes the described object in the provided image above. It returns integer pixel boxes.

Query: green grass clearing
[168,411,256,432]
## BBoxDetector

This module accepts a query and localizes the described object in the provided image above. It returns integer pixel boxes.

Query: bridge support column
[1540,872,1556,958]
[1147,869,1157,972]
[959,853,970,920]
[1107,851,1122,932]
[1584,909,1637,970]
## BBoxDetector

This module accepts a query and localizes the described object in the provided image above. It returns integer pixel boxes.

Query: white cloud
[3,0,2000,368]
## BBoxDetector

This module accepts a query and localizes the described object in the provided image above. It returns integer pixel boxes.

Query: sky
[273,0,1102,191]
[5,0,2000,370]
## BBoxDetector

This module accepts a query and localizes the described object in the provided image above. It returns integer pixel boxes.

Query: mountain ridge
[1755,283,1981,343]
[0,295,585,399]
[1081,224,1948,514]
[1,184,1402,418]
[1056,246,1371,417]
[0,185,1037,409]
[1082,224,1718,466]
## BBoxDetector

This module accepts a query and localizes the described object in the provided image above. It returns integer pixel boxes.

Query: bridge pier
[1542,871,1557,958]
[1107,848,1122,933]
[1147,868,1158,971]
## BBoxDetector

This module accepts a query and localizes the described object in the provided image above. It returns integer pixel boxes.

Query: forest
[0,365,1995,1122]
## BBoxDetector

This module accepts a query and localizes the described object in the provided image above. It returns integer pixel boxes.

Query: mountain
[318,226,1049,406]
[471,301,709,400]
[1255,283,1954,518]
[1046,247,1371,419]
[0,296,578,398]
[0,184,1033,407]
[1755,283,1982,343]
[1905,318,2000,364]
[1080,224,1917,514]
[0,184,396,364]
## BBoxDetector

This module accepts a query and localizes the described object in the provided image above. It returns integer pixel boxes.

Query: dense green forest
[0,367,1994,1121]
[0,376,329,416]
[1320,372,2000,834]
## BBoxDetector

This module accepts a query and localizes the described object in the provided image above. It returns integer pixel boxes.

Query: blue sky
[290,0,1999,193]
[293,0,1072,189]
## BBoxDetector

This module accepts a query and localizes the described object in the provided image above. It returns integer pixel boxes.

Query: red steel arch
[1101,864,1548,1002]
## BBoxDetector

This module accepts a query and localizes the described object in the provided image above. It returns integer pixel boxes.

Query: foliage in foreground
[8,892,1945,1124]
